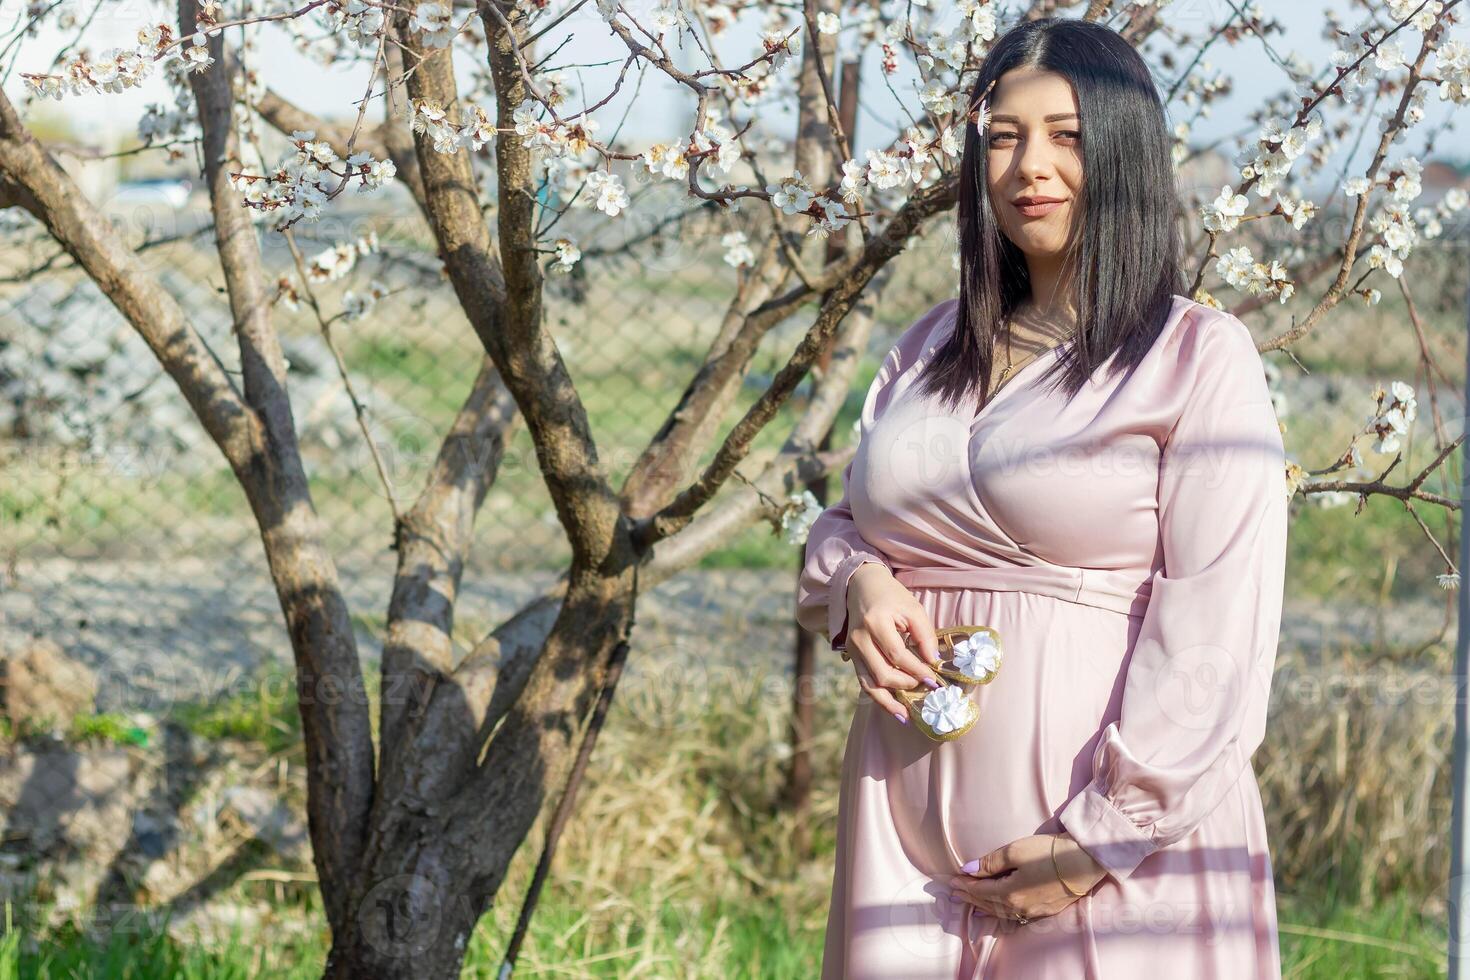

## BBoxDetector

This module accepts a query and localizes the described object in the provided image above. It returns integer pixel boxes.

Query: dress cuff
[828,553,889,651]
[1057,776,1159,885]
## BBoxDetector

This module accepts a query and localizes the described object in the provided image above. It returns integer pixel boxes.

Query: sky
[2,1,1463,188]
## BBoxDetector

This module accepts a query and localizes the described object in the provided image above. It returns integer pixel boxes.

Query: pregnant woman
[796,18,1289,980]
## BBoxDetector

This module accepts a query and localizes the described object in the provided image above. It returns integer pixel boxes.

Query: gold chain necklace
[995,318,1071,391]
[995,320,1039,388]
[997,321,1019,384]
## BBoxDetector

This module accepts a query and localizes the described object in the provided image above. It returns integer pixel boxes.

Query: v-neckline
[975,340,1068,424]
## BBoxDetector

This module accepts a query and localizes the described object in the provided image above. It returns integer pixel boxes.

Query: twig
[497,558,641,980]
[281,227,404,522]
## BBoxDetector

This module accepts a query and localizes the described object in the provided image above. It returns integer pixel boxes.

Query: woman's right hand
[844,562,943,725]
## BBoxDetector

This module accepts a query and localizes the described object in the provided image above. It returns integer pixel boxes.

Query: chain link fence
[0,192,962,713]
[7,178,1470,949]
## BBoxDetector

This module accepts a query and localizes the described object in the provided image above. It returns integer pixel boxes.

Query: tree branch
[179,1,376,935]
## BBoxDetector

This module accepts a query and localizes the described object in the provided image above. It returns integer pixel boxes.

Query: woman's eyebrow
[988,113,1079,123]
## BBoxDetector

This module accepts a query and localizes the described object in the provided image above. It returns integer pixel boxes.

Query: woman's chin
[1012,238,1073,261]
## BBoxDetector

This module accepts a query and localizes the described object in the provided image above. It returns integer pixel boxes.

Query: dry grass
[462,634,1458,973]
[1261,641,1454,911]
[473,655,856,974]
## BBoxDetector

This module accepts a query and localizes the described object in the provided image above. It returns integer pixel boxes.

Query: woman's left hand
[946,832,1107,922]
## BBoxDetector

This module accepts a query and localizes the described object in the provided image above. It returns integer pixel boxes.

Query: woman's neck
[1010,297,1078,347]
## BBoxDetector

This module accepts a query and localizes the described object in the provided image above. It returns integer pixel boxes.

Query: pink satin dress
[796,295,1288,978]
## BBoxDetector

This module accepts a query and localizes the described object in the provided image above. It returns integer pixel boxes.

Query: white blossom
[341,280,387,321]
[781,490,823,545]
[1389,156,1423,204]
[650,0,684,32]
[410,99,495,154]
[1276,193,1317,230]
[1389,0,1444,30]
[940,125,962,159]
[182,43,213,74]
[722,230,754,268]
[1201,185,1248,232]
[412,2,455,48]
[690,109,742,176]
[807,197,853,239]
[864,149,906,190]
[958,0,997,42]
[512,99,542,137]
[306,233,377,283]
[920,79,957,115]
[550,237,581,274]
[1433,40,1469,104]
[1216,245,1257,290]
[1366,381,1416,453]
[586,170,629,216]
[643,141,689,180]
[1236,115,1322,199]
[1367,243,1404,278]
[766,171,814,215]
[762,29,801,72]
[839,158,867,204]
[1215,245,1292,303]
[230,134,391,226]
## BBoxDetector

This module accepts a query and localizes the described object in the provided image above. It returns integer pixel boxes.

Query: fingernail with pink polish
[961,858,981,875]
[923,677,941,689]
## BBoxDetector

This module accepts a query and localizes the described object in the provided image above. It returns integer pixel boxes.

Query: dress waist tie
[893,563,1153,619]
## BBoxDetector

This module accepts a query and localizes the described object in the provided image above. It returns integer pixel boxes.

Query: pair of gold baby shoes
[893,625,1004,742]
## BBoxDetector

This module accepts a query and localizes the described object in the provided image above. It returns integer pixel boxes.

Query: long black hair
[914,16,1186,414]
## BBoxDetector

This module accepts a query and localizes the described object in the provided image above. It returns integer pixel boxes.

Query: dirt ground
[1,556,1455,716]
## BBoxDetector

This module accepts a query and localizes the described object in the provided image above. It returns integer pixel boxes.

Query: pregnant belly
[874,586,1142,878]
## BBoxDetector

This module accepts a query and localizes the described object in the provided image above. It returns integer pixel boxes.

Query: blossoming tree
[2,0,1468,975]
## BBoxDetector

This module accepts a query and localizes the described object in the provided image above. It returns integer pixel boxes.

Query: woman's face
[982,66,1084,262]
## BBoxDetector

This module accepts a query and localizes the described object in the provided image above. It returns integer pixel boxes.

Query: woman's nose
[1014,139,1058,183]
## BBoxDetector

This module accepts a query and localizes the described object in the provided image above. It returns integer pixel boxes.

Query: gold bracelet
[1051,833,1090,898]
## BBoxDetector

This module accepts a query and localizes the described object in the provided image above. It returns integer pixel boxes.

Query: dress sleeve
[1057,310,1289,885]
[795,300,954,652]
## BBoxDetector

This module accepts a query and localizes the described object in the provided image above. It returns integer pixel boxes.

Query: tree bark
[0,3,992,974]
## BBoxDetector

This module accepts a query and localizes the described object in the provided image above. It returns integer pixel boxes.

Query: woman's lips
[1014,199,1066,218]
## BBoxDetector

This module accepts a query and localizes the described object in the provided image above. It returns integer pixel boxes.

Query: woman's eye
[987,131,1081,146]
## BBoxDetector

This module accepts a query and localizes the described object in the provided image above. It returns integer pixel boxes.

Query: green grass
[1287,487,1456,605]
[67,713,150,748]
[5,888,1452,979]
[4,900,326,979]
[167,663,304,756]
[0,712,148,749]
[1278,889,1446,979]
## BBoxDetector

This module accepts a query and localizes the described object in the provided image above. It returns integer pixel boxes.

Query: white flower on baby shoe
[920,685,972,734]
[951,632,1001,679]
